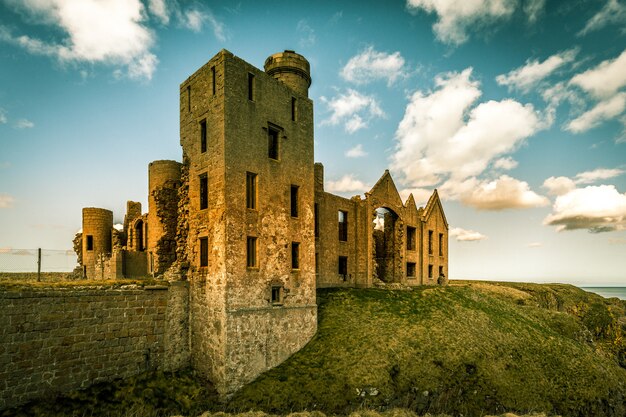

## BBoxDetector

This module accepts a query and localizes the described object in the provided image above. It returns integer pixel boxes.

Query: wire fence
[0,248,79,281]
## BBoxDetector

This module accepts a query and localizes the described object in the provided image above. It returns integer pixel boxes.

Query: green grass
[4,282,625,417]
[0,277,159,290]
[2,370,218,417]
[227,283,626,417]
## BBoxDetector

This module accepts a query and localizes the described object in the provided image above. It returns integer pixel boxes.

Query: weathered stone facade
[0,283,189,409]
[315,166,448,288]
[63,49,448,400]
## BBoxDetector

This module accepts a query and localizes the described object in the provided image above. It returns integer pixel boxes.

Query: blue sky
[0,0,625,284]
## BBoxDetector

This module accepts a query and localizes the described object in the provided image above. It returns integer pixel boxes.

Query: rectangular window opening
[338,256,348,280]
[211,66,216,95]
[315,252,319,274]
[291,242,300,270]
[439,233,444,256]
[200,119,207,153]
[186,85,191,112]
[199,237,208,267]
[314,203,319,237]
[407,226,416,251]
[338,210,348,242]
[271,286,282,304]
[268,127,279,160]
[291,97,297,121]
[407,262,416,278]
[428,264,433,279]
[248,73,254,101]
[86,235,94,251]
[246,172,257,209]
[290,185,299,217]
[439,265,444,277]
[199,173,208,210]
[246,236,257,268]
[428,230,433,255]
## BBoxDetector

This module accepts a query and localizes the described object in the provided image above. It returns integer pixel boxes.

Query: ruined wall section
[82,208,113,279]
[179,50,228,390]
[220,52,317,395]
[123,201,143,248]
[0,283,189,410]
[148,160,182,276]
[421,192,448,285]
[403,195,421,285]
[314,190,359,288]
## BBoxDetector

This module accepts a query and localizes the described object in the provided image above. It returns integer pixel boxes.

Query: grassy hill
[227,282,626,417]
[5,281,626,417]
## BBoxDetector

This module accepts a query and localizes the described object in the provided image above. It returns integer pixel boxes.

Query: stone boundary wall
[0,282,190,410]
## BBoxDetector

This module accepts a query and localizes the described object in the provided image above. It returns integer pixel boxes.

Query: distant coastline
[580,287,626,300]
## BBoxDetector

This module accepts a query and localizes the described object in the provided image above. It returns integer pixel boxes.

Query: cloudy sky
[1,0,625,284]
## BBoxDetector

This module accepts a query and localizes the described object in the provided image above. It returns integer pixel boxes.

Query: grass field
[4,281,626,417]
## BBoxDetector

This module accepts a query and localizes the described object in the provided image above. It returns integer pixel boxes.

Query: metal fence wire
[0,248,78,277]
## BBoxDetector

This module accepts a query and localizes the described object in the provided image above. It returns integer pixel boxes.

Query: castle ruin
[74,49,449,395]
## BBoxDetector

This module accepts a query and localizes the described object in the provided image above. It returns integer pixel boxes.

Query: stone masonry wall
[0,283,189,410]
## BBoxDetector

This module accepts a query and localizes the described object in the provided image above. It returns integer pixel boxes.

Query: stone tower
[81,207,112,279]
[147,160,182,275]
[178,49,317,395]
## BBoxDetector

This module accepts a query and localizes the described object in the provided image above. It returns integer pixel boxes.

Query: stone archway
[372,207,402,283]
[134,219,144,252]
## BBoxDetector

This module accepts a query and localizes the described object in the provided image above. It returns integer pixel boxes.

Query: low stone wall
[0,282,189,410]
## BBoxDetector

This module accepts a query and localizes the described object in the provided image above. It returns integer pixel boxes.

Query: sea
[580,287,626,300]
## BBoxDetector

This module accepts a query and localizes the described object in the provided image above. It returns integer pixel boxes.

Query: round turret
[82,207,113,278]
[149,160,182,194]
[147,160,182,274]
[264,50,311,97]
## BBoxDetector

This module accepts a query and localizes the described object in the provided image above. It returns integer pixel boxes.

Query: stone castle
[74,49,448,396]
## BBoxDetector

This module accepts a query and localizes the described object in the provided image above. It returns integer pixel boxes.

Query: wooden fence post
[37,248,41,282]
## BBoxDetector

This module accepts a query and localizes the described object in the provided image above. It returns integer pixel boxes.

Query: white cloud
[147,0,169,25]
[2,0,158,80]
[0,193,15,208]
[405,0,518,45]
[0,108,6,124]
[575,168,624,184]
[297,19,315,48]
[392,68,544,188]
[578,0,626,36]
[1,0,226,80]
[566,92,626,133]
[493,156,518,170]
[341,46,407,86]
[113,223,124,231]
[543,168,624,196]
[570,49,626,99]
[523,0,545,23]
[496,48,578,92]
[202,11,226,41]
[544,185,626,233]
[14,119,34,129]
[450,227,487,242]
[447,175,549,211]
[150,1,224,37]
[321,89,385,134]
[326,174,370,194]
[345,144,367,158]
[543,176,576,196]
[398,187,433,206]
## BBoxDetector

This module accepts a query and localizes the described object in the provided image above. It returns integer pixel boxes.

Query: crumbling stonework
[62,48,448,402]
[0,283,189,409]
[315,168,448,287]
